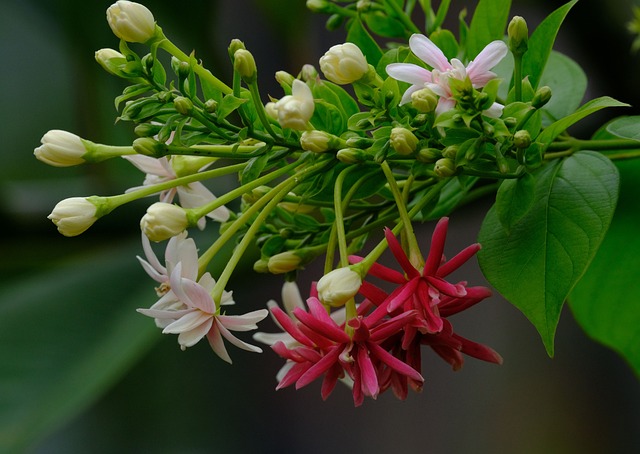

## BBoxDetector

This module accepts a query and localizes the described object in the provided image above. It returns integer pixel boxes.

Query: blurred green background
[1,0,638,453]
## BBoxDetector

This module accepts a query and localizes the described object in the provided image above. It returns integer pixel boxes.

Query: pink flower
[138,262,268,362]
[386,34,507,116]
[268,296,423,406]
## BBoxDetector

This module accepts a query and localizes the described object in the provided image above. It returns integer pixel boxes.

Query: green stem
[157,38,232,95]
[513,54,523,102]
[546,138,640,152]
[248,80,279,139]
[165,143,273,159]
[380,161,422,268]
[333,166,358,268]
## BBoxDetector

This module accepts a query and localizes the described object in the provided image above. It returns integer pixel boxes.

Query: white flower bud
[106,1,156,43]
[141,202,189,242]
[316,267,362,307]
[34,130,89,167]
[300,130,331,153]
[267,251,302,274]
[273,79,314,130]
[95,48,125,75]
[319,42,368,85]
[48,197,98,236]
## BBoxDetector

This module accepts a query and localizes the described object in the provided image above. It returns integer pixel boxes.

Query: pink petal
[169,264,216,313]
[294,306,350,344]
[368,341,424,383]
[217,309,268,331]
[296,346,343,389]
[207,323,232,363]
[386,277,420,312]
[321,364,343,400]
[426,276,467,297]
[384,228,419,278]
[277,361,311,390]
[466,40,508,85]
[454,333,503,365]
[123,155,172,177]
[409,34,451,71]
[423,217,449,276]
[176,317,213,348]
[356,346,379,398]
[436,243,481,277]
[364,261,406,284]
[271,306,315,347]
[216,318,263,353]
[162,310,211,334]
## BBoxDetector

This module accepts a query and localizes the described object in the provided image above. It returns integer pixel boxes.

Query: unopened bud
[34,130,90,167]
[411,87,438,113]
[300,130,332,152]
[234,49,257,84]
[141,202,189,242]
[106,1,156,43]
[48,197,100,236]
[317,267,362,307]
[508,16,529,56]
[133,137,164,157]
[204,99,218,113]
[228,39,246,60]
[532,86,552,108]
[267,251,303,274]
[442,145,458,160]
[417,147,441,163]
[336,148,366,163]
[134,123,161,137]
[95,48,125,76]
[174,96,193,115]
[513,130,531,149]
[319,42,368,85]
[300,64,318,82]
[306,0,332,13]
[434,158,456,177]
[390,127,418,155]
[275,71,295,90]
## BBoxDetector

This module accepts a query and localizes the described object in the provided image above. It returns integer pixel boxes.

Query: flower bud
[228,39,246,59]
[319,42,368,85]
[204,99,218,113]
[267,251,302,274]
[300,64,318,82]
[300,130,332,152]
[532,86,552,108]
[508,16,529,57]
[173,96,193,115]
[234,49,257,84]
[34,130,90,167]
[264,102,278,120]
[275,71,295,90]
[134,123,161,137]
[411,88,438,113]
[513,130,531,149]
[95,48,126,76]
[273,79,315,130]
[390,127,419,156]
[133,137,165,157]
[434,158,456,177]
[253,259,269,273]
[417,147,442,163]
[141,202,189,242]
[316,267,362,307]
[336,148,368,164]
[306,0,332,13]
[106,1,156,43]
[48,197,99,236]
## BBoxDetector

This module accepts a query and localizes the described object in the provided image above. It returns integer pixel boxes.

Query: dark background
[1,0,638,452]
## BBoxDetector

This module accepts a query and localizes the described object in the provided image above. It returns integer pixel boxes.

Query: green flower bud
[228,39,246,60]
[134,123,161,137]
[253,259,269,273]
[174,96,193,116]
[300,64,318,82]
[390,127,418,156]
[434,158,456,177]
[234,49,257,84]
[411,87,438,113]
[532,86,552,108]
[275,71,295,90]
[133,137,164,157]
[442,145,458,160]
[508,16,529,56]
[95,48,126,76]
[336,148,366,163]
[417,147,442,163]
[306,0,332,13]
[204,99,218,113]
[513,130,532,149]
[267,251,303,274]
[106,1,156,43]
[325,14,344,31]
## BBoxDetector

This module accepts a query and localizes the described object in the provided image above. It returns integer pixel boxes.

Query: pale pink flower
[123,155,229,229]
[386,34,507,116]
[138,263,268,362]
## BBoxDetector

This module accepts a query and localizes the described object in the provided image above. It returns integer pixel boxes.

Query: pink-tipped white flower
[138,263,268,362]
[386,34,507,116]
[124,154,230,229]
[273,79,315,130]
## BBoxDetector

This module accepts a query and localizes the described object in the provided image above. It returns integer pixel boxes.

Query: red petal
[296,346,343,389]
[436,243,481,277]
[368,341,424,383]
[423,217,449,276]
[385,228,419,278]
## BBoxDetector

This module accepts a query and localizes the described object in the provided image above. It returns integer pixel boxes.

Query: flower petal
[466,40,508,85]
[409,34,451,71]
[206,323,232,363]
[385,63,432,85]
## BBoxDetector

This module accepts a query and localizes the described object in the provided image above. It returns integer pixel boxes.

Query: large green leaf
[346,17,383,67]
[536,96,629,145]
[538,51,587,125]
[0,245,158,452]
[569,121,640,376]
[522,0,578,89]
[478,151,619,355]
[466,0,511,60]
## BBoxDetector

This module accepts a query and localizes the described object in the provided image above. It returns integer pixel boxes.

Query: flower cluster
[257,218,501,405]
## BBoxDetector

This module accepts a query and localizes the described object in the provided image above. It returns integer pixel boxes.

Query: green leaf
[605,115,640,141]
[0,245,158,452]
[241,152,270,185]
[478,151,619,355]
[346,17,383,67]
[495,173,536,233]
[569,159,640,376]
[522,0,578,89]
[466,0,511,59]
[537,96,629,145]
[217,93,248,120]
[538,51,587,125]
[363,11,406,38]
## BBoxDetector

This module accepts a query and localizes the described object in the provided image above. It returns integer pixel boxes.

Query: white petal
[216,319,263,353]
[163,310,212,334]
[217,309,269,331]
[176,317,213,348]
[207,324,232,363]
[466,40,508,84]
[123,155,173,177]
[386,63,432,85]
[409,34,451,71]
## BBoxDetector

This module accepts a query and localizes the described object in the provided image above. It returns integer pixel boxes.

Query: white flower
[34,130,88,167]
[106,1,156,43]
[138,263,268,362]
[123,154,230,229]
[48,197,98,236]
[386,34,507,116]
[273,79,314,130]
[316,267,362,307]
[140,202,189,242]
[320,42,369,85]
